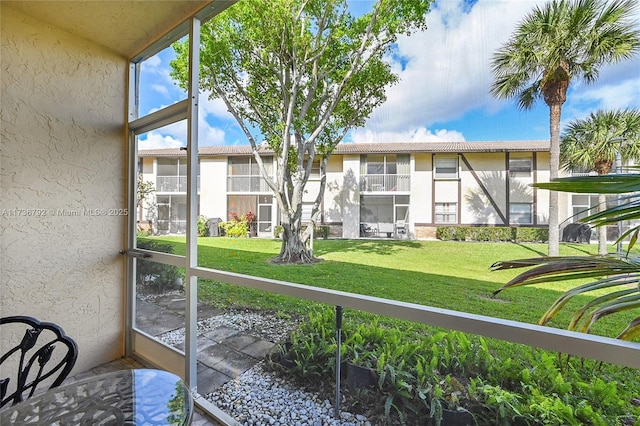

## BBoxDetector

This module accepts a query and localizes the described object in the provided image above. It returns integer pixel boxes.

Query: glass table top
[0,368,193,425]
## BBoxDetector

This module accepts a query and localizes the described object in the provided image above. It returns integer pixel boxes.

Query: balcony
[227,176,271,192]
[156,176,200,193]
[360,174,410,192]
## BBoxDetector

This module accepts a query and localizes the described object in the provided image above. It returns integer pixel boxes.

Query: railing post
[335,305,343,419]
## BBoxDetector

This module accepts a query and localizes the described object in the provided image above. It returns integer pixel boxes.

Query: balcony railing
[188,265,640,369]
[360,174,410,192]
[227,176,270,192]
[156,176,200,193]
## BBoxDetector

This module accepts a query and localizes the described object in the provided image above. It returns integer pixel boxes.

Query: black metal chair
[0,315,78,407]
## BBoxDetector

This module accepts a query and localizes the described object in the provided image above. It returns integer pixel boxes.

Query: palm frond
[617,317,640,340]
[535,174,640,194]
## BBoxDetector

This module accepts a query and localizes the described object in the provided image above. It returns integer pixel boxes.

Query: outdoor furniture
[0,316,78,408]
[360,223,378,237]
[0,368,193,425]
[394,220,407,238]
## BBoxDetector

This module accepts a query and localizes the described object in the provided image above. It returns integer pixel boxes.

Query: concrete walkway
[135,295,277,396]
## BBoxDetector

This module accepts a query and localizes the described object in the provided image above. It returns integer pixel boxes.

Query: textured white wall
[1,7,127,372]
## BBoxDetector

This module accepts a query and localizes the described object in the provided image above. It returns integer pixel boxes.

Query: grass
[144,236,638,340]
[140,236,640,423]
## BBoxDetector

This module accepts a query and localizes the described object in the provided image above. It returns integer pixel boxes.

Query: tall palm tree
[561,109,640,254]
[493,173,640,341]
[490,0,640,256]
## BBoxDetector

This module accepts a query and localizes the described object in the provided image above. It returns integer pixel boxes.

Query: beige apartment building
[138,141,573,240]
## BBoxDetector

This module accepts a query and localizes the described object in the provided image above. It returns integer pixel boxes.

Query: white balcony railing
[227,176,270,192]
[185,264,640,369]
[156,176,200,193]
[360,174,410,192]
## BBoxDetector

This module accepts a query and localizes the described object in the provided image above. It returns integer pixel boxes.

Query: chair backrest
[0,316,78,407]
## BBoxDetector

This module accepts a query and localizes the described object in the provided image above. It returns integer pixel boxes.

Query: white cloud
[359,0,544,134]
[350,127,465,143]
[151,84,169,97]
[356,0,640,138]
[139,131,184,150]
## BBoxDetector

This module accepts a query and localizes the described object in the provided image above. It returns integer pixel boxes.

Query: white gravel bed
[206,362,371,426]
[154,307,369,425]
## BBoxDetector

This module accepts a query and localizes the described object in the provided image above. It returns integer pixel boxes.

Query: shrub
[197,215,209,237]
[221,220,249,237]
[314,225,330,239]
[221,211,255,237]
[274,224,284,238]
[436,226,548,243]
[514,227,548,242]
[274,308,638,425]
[454,226,470,241]
[436,227,455,240]
[135,239,181,293]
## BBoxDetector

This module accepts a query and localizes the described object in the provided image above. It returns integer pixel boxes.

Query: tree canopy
[171,0,431,263]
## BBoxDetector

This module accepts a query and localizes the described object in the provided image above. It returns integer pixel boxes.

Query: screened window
[435,157,458,179]
[228,156,272,192]
[509,157,532,177]
[572,194,599,221]
[435,202,457,223]
[509,203,533,224]
[361,154,410,191]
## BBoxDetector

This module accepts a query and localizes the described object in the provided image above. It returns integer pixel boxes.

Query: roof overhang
[138,141,551,157]
[2,0,234,59]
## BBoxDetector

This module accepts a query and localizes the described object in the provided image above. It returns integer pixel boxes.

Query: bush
[274,224,284,238]
[221,211,255,237]
[514,227,548,242]
[437,226,548,243]
[221,220,249,237]
[197,215,209,237]
[135,239,181,293]
[314,225,330,239]
[275,308,638,425]
[436,227,455,240]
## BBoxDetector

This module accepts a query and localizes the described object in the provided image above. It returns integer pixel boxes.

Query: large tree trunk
[274,223,316,264]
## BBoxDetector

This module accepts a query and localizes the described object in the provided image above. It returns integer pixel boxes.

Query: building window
[509,157,532,177]
[435,203,457,223]
[156,158,198,193]
[227,156,272,192]
[361,154,410,191]
[435,156,458,179]
[572,194,599,221]
[509,203,532,224]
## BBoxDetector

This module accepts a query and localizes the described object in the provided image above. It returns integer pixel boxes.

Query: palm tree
[493,173,640,341]
[490,0,640,256]
[561,109,640,254]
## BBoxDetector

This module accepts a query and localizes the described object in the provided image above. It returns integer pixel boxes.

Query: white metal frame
[125,3,640,424]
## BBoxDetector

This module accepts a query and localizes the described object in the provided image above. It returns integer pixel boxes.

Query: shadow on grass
[313,239,423,256]
[512,242,547,257]
[561,242,595,255]
[146,237,633,339]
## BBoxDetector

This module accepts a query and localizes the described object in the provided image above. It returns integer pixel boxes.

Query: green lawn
[145,236,638,341]
[141,236,639,423]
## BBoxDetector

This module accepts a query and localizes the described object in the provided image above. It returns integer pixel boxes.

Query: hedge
[436,226,548,242]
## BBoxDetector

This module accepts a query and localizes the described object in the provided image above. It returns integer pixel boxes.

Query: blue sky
[138,0,640,149]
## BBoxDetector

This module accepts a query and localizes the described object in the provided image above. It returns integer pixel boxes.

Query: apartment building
[138,141,572,239]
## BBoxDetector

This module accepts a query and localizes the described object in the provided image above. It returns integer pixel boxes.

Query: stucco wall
[199,157,228,220]
[1,7,127,373]
[461,153,508,225]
